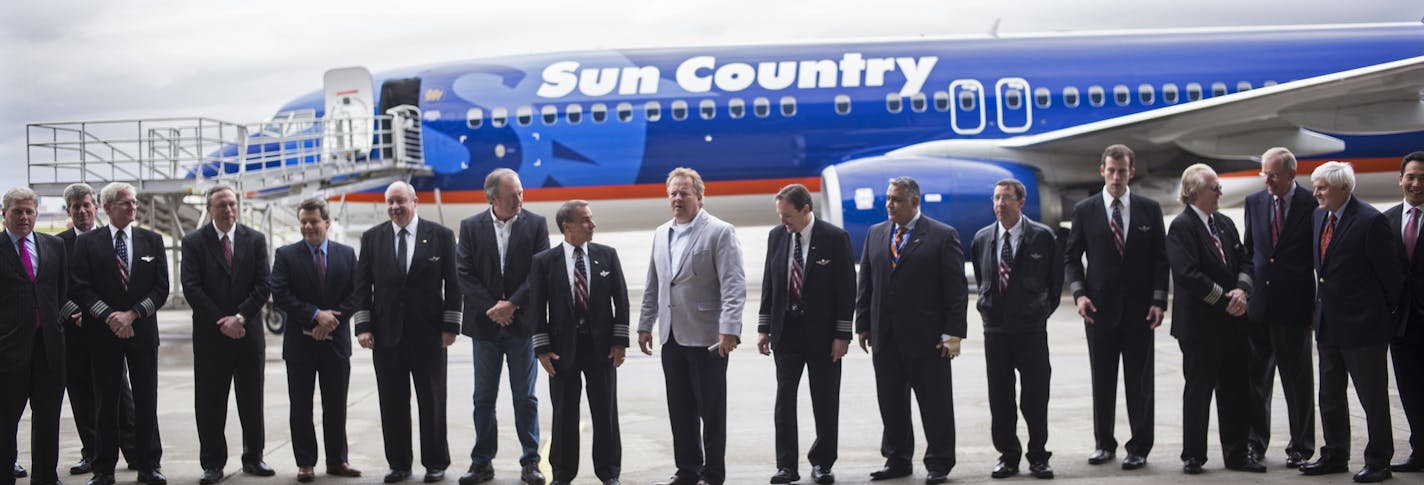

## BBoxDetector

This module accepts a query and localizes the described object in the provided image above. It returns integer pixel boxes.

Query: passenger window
[834,94,851,115]
[887,93,903,113]
[540,105,557,125]
[699,99,716,120]
[753,97,771,118]
[1088,86,1105,107]
[1004,87,1022,110]
[491,107,508,128]
[958,90,974,111]
[645,101,661,122]
[465,108,483,129]
[590,103,607,123]
[910,92,927,112]
[1033,87,1051,109]
[1162,84,1179,104]
[1186,83,1202,102]
[671,100,688,121]
[1113,85,1129,106]
[780,96,796,117]
[1063,87,1079,108]
[933,91,950,111]
[1138,84,1154,105]
[1236,81,1252,93]
[515,106,533,126]
[1211,82,1227,97]
[729,98,746,119]
[616,102,633,122]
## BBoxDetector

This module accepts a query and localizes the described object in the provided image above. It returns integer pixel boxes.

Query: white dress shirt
[391,216,419,271]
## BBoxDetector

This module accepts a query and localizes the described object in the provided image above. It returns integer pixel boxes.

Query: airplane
[253,20,1424,254]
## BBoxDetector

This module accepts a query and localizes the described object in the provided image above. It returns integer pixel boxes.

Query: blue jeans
[470,332,541,466]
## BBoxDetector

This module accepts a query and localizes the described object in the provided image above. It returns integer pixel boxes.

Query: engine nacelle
[821,155,1049,257]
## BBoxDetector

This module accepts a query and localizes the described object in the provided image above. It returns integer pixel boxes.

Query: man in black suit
[1165,164,1262,475]
[1063,144,1168,470]
[56,183,155,476]
[180,185,272,483]
[528,200,628,485]
[756,184,855,485]
[455,169,549,485]
[1300,161,1402,483]
[856,176,967,485]
[270,197,362,482]
[353,181,462,484]
[1385,151,1424,473]
[1241,147,1317,468]
[2,187,68,485]
[970,179,1062,480]
[69,182,168,485]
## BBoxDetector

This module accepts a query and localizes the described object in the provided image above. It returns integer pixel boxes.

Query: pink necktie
[19,236,38,328]
[1406,207,1419,263]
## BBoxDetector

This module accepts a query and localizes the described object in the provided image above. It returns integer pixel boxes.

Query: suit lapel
[0,232,22,280]
[203,225,231,276]
[672,217,704,279]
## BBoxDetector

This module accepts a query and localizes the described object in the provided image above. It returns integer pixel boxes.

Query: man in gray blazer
[638,167,746,485]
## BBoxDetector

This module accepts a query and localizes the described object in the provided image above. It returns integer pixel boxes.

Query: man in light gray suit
[638,167,746,485]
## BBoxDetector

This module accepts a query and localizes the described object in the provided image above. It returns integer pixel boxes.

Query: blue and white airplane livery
[266,21,1424,252]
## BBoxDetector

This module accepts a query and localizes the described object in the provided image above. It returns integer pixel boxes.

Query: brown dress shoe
[297,467,316,483]
[327,464,363,477]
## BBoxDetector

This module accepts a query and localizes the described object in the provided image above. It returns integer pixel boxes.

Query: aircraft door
[949,79,985,135]
[323,67,375,161]
[995,77,1032,133]
[378,77,422,159]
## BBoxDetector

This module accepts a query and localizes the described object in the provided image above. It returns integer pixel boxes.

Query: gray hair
[2,187,39,210]
[385,181,416,199]
[63,183,96,208]
[204,184,236,207]
[554,199,590,234]
[1311,161,1356,193]
[1261,147,1297,172]
[888,176,921,202]
[484,168,519,199]
[100,182,137,207]
[1178,163,1216,205]
[297,197,330,221]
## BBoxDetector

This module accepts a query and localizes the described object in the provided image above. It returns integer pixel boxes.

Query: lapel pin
[816,259,831,266]
[600,270,610,277]
[140,256,155,263]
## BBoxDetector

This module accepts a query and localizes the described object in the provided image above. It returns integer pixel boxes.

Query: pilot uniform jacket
[1064,193,1169,327]
[1243,185,1317,326]
[757,219,856,352]
[70,225,169,348]
[352,219,462,346]
[855,215,968,355]
[180,223,270,348]
[528,242,630,365]
[271,239,357,359]
[971,217,1063,333]
[1166,209,1254,342]
[457,209,550,340]
[1313,196,1404,348]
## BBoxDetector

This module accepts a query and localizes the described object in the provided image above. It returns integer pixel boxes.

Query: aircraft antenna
[989,18,1001,38]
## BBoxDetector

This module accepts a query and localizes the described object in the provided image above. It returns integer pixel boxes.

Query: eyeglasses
[109,199,137,208]
[1209,184,1223,192]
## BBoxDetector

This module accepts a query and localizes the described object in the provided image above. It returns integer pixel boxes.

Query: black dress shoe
[1392,457,1424,472]
[297,468,316,483]
[457,464,493,485]
[1182,458,1205,475]
[811,465,834,484]
[1028,461,1054,479]
[1121,454,1146,470]
[424,468,445,483]
[1353,465,1391,483]
[1087,449,1114,465]
[869,464,912,481]
[991,461,1019,479]
[602,480,620,485]
[137,469,167,485]
[199,469,224,485]
[70,459,93,475]
[549,481,570,485]
[520,463,546,485]
[87,473,115,485]
[653,475,697,485]
[384,469,412,483]
[1300,459,1349,476]
[1286,451,1308,468]
[15,463,28,478]
[1225,457,1267,473]
[243,462,276,477]
[924,469,950,484]
[770,467,799,484]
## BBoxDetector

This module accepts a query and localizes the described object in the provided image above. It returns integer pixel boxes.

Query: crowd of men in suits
[2,146,1422,485]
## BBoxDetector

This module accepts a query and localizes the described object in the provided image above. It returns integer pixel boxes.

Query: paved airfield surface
[16,208,1421,484]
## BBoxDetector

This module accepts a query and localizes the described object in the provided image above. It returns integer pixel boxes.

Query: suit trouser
[65,325,150,466]
[548,336,620,482]
[285,343,351,468]
[1177,331,1251,464]
[872,346,955,473]
[2,333,64,485]
[373,336,450,471]
[1318,341,1393,468]
[984,331,1050,465]
[194,336,267,470]
[1394,318,1424,462]
[772,321,841,471]
[1084,321,1154,456]
[662,341,728,484]
[1244,319,1316,459]
[90,337,161,475]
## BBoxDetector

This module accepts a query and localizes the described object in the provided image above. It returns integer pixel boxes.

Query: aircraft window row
[1039,79,1269,111]
[464,96,809,128]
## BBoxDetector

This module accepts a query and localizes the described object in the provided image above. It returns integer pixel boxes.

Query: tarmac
[13,214,1424,484]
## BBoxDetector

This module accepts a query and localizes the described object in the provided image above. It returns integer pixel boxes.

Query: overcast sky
[1,0,1417,192]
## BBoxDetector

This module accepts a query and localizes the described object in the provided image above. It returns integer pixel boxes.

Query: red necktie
[1320,213,1335,266]
[1271,196,1284,248]
[222,234,233,268]
[1405,207,1419,263]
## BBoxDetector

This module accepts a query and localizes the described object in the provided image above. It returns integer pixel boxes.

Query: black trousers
[285,344,351,468]
[194,336,266,470]
[1318,341,1393,467]
[90,338,161,475]
[2,333,64,485]
[1394,318,1424,462]
[661,341,728,485]
[372,337,450,471]
[1177,331,1251,464]
[772,320,841,471]
[548,336,620,482]
[872,346,955,473]
[65,326,150,467]
[1244,320,1315,459]
[984,332,1050,465]
[1084,322,1154,456]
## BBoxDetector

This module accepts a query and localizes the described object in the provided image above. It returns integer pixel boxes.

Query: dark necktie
[1406,207,1419,263]
[1208,214,1227,265]
[789,231,804,306]
[890,225,908,269]
[573,246,589,321]
[315,247,327,298]
[1320,213,1335,266]
[397,228,409,275]
[115,230,130,289]
[1110,198,1125,257]
[221,234,233,268]
[999,232,1013,293]
[1271,196,1284,248]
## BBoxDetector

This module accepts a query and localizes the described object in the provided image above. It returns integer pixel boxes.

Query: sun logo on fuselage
[424,88,445,102]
